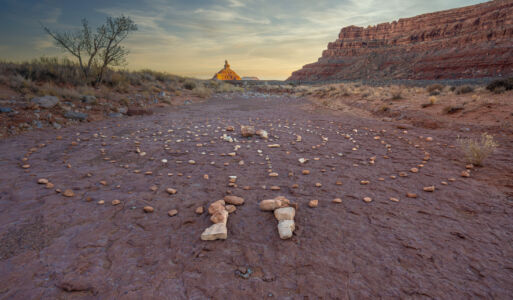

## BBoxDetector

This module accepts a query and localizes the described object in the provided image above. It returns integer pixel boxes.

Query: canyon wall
[288,0,513,82]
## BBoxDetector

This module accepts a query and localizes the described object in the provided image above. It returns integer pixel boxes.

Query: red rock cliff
[288,0,513,81]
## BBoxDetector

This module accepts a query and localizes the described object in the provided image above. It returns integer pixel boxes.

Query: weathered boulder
[64,111,88,121]
[31,96,59,108]
[81,95,97,104]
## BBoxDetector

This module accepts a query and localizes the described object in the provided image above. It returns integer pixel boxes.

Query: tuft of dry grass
[426,84,444,95]
[458,133,498,166]
[390,87,403,100]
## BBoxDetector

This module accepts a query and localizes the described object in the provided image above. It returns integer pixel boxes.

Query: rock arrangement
[201,196,244,241]
[22,96,474,247]
[260,196,296,239]
[288,1,513,81]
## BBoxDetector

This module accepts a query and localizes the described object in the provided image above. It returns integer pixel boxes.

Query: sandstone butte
[212,60,241,80]
[288,0,513,82]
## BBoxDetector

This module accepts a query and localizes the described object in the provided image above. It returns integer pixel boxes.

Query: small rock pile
[260,196,296,239]
[240,125,268,139]
[201,195,244,241]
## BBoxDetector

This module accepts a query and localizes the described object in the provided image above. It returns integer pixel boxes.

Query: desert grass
[458,133,498,166]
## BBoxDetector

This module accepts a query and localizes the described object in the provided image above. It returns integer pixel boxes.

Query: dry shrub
[390,87,403,100]
[214,82,243,93]
[426,84,444,95]
[37,83,81,100]
[183,80,196,90]
[487,78,513,94]
[455,85,474,95]
[193,85,213,98]
[421,96,438,108]
[458,133,498,166]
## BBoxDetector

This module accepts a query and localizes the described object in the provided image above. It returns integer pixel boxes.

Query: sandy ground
[0,93,512,299]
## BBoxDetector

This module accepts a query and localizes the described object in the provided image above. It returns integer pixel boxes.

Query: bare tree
[42,15,137,85]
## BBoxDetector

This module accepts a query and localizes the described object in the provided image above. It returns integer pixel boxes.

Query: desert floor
[0,93,512,299]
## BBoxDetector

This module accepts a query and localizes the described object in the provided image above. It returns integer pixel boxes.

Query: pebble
[308,199,318,208]
[144,206,154,213]
[332,198,342,203]
[269,172,279,177]
[360,180,370,185]
[112,200,121,205]
[298,158,308,164]
[461,171,470,177]
[97,200,105,205]
[270,186,281,191]
[302,170,310,175]
[259,197,290,211]
[210,209,229,224]
[363,197,372,203]
[226,204,236,213]
[224,195,244,205]
[195,206,204,214]
[63,189,75,197]
[315,182,322,187]
[389,197,399,202]
[241,125,255,137]
[406,193,417,198]
[410,168,419,173]
[208,200,225,214]
[423,186,435,192]
[37,178,49,184]
[166,188,177,195]
[168,209,178,217]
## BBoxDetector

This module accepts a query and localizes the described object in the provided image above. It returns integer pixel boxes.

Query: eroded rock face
[288,1,513,81]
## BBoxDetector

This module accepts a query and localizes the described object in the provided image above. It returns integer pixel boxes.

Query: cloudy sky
[0,0,486,79]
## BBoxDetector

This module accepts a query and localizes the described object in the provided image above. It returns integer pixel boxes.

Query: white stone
[201,223,227,240]
[277,220,295,239]
[274,207,295,221]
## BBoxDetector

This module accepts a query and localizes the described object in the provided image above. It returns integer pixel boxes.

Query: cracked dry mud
[0,94,512,299]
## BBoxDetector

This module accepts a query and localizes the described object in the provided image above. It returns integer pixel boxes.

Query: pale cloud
[227,0,245,8]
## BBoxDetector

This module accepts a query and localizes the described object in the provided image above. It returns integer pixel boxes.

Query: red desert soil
[0,93,512,298]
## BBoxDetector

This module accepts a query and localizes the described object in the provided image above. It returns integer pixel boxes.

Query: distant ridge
[288,0,513,82]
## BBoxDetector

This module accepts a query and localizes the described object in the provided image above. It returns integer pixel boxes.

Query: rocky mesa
[288,0,513,82]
